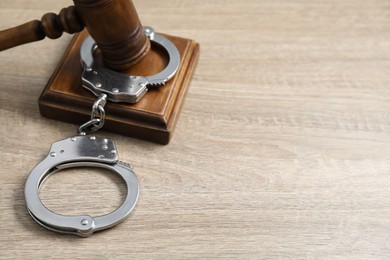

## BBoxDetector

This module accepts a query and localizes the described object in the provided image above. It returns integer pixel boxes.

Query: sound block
[39,29,199,144]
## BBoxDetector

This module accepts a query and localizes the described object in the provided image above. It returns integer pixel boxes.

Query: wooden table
[1,0,390,258]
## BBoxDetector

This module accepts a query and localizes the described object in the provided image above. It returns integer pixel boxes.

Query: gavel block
[39,30,199,144]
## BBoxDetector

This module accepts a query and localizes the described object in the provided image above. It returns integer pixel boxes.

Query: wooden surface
[1,0,390,258]
[39,29,199,144]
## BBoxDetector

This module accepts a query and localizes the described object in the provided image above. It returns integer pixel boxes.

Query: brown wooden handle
[0,6,84,51]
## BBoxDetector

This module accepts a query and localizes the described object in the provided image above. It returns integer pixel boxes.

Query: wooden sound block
[39,29,199,144]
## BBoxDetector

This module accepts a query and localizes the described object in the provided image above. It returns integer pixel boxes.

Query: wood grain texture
[1,0,390,258]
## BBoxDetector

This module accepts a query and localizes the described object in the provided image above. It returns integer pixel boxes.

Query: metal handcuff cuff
[24,27,180,237]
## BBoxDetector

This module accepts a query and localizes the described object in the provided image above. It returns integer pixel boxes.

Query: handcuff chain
[78,94,107,135]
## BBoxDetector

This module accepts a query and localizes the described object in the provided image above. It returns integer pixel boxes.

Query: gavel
[0,0,150,71]
[0,0,199,144]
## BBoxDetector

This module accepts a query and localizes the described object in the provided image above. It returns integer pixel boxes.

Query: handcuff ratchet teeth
[24,135,139,237]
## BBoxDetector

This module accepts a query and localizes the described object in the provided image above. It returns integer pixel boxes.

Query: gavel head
[73,0,151,71]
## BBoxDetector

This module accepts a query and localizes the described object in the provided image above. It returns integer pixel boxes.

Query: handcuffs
[80,26,180,103]
[25,135,139,237]
[24,27,180,237]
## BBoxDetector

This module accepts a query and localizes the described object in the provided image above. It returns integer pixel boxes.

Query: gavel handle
[0,6,84,51]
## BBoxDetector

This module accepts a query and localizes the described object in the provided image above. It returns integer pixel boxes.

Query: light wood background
[1,0,390,259]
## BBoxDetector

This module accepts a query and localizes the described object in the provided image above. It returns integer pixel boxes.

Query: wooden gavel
[0,0,151,71]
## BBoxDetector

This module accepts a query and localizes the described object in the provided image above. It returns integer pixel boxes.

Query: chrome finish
[24,135,139,237]
[78,93,107,135]
[80,26,180,103]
